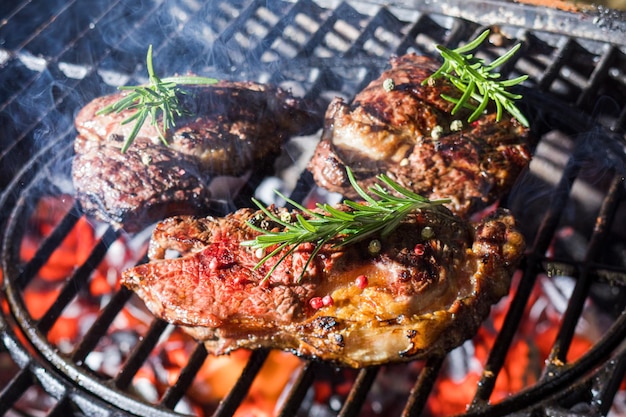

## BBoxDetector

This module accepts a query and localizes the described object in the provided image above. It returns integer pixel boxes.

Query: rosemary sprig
[241,168,451,281]
[423,29,529,127]
[96,45,218,152]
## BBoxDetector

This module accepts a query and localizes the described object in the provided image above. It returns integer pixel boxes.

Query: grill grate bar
[245,0,302,64]
[294,2,340,60]
[576,44,618,110]
[0,121,74,198]
[339,8,407,92]
[0,1,31,33]
[317,2,364,58]
[0,367,33,414]
[395,13,427,54]
[470,136,585,407]
[47,395,76,417]
[2,0,78,52]
[338,366,380,417]
[276,361,318,417]
[286,170,316,211]
[224,0,269,44]
[113,319,170,391]
[71,287,134,364]
[213,349,270,417]
[160,343,209,409]
[147,7,238,80]
[349,7,404,57]
[0,0,120,113]
[396,14,446,55]
[465,310,626,417]
[36,226,120,336]
[597,349,626,415]
[15,202,82,291]
[545,172,625,370]
[208,0,270,72]
[537,36,575,91]
[617,107,626,133]
[541,259,626,287]
[401,355,445,417]
[0,1,164,187]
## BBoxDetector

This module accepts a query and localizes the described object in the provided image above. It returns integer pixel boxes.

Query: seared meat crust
[122,205,524,367]
[72,135,211,233]
[308,54,532,218]
[72,80,320,231]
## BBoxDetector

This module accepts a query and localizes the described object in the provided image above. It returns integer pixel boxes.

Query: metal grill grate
[1,1,626,416]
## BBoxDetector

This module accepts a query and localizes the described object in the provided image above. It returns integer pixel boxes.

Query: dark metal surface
[378,0,626,45]
[1,0,625,416]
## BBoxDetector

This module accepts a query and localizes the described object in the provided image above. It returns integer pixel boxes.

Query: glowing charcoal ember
[425,274,598,416]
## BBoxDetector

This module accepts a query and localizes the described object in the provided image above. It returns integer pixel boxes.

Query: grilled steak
[307,54,532,218]
[122,205,524,367]
[72,80,320,231]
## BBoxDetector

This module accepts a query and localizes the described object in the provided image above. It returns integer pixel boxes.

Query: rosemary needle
[96,45,218,152]
[241,168,451,281]
[423,29,529,127]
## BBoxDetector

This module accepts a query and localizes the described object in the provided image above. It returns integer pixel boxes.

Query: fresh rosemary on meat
[423,29,529,127]
[96,45,218,152]
[241,168,451,281]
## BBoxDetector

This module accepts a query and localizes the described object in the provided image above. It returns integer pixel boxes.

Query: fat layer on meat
[307,54,533,218]
[72,80,320,231]
[122,205,525,367]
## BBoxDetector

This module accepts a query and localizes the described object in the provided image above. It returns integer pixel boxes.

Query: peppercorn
[355,275,368,289]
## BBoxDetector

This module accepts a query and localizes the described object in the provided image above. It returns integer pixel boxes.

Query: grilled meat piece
[72,135,211,234]
[308,54,532,218]
[72,80,320,231]
[122,205,525,367]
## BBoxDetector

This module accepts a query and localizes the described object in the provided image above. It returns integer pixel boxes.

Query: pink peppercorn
[414,244,425,256]
[309,297,324,310]
[355,275,368,289]
[322,295,334,306]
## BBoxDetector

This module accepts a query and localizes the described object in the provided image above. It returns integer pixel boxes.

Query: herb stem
[96,45,218,152]
[241,168,450,281]
[423,29,529,127]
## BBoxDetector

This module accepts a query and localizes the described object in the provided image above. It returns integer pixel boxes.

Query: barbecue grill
[1,0,625,416]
